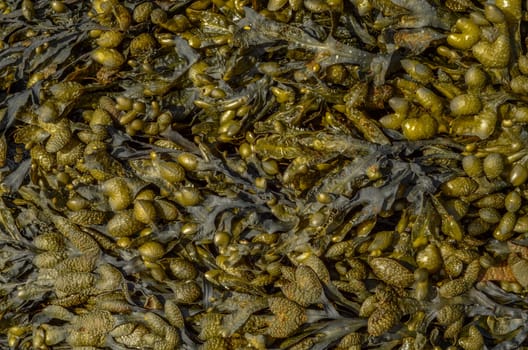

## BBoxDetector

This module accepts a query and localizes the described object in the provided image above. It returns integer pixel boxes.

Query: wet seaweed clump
[4,0,528,349]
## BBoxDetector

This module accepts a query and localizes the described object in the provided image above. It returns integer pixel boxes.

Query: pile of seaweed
[2,0,528,349]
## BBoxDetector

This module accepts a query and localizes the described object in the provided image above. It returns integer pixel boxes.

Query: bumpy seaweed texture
[3,0,528,349]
